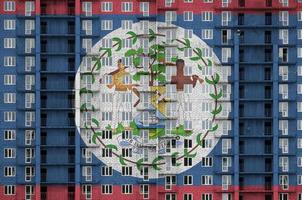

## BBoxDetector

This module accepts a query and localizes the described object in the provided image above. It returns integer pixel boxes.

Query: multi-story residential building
[0,0,302,200]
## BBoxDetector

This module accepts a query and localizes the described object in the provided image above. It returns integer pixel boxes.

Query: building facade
[1,0,302,200]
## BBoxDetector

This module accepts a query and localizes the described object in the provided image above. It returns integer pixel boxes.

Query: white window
[101,166,112,176]
[222,0,230,7]
[184,175,193,185]
[4,1,15,11]
[4,185,15,195]
[279,120,288,135]
[298,84,302,94]
[25,111,35,127]
[4,148,16,158]
[4,19,15,30]
[4,111,16,122]
[122,166,133,176]
[202,11,213,21]
[204,0,213,2]
[299,11,302,21]
[222,139,232,154]
[101,2,112,12]
[122,184,133,194]
[201,175,213,185]
[165,175,176,190]
[101,184,112,194]
[4,93,16,104]
[298,157,302,167]
[299,193,302,200]
[201,157,213,167]
[222,11,232,26]
[184,11,193,21]
[279,66,288,81]
[165,11,177,23]
[4,38,15,48]
[279,84,288,99]
[202,29,213,39]
[279,29,288,44]
[184,29,193,39]
[25,38,35,53]
[82,166,92,181]
[279,138,289,153]
[298,175,302,185]
[184,194,193,200]
[298,138,302,148]
[82,2,92,16]
[298,29,302,40]
[222,48,231,63]
[202,194,213,200]
[279,11,289,26]
[25,20,35,35]
[25,1,35,16]
[82,39,92,54]
[279,157,289,172]
[101,20,113,31]
[201,138,212,148]
[25,185,34,199]
[121,20,133,30]
[222,175,232,190]
[25,56,35,72]
[82,20,92,35]
[140,184,149,199]
[222,157,232,172]
[4,56,16,67]
[82,185,92,199]
[280,0,288,7]
[121,2,133,12]
[298,66,302,76]
[25,130,35,145]
[4,130,16,140]
[184,157,192,166]
[140,2,149,16]
[299,48,302,58]
[4,166,16,177]
[279,175,289,190]
[279,102,288,117]
[25,75,35,90]
[25,166,35,181]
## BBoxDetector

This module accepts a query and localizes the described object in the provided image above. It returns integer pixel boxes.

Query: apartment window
[279,29,289,44]
[25,75,35,90]
[279,102,288,117]
[82,185,92,199]
[25,56,35,71]
[279,66,288,81]
[299,11,302,21]
[4,1,15,11]
[140,184,149,199]
[222,11,231,26]
[25,185,34,200]
[25,1,35,16]
[25,130,35,145]
[4,166,16,177]
[279,84,288,99]
[184,194,193,200]
[298,66,302,76]
[165,11,177,23]
[121,2,133,12]
[82,2,92,16]
[25,166,35,181]
[140,2,149,16]
[122,184,133,194]
[279,11,289,26]
[202,29,213,39]
[201,157,213,167]
[4,20,15,30]
[279,48,288,62]
[101,2,112,12]
[4,38,15,48]
[298,84,302,94]
[82,20,92,35]
[299,193,302,200]
[299,157,302,167]
[25,111,35,127]
[222,0,230,7]
[82,166,92,181]
[279,138,289,153]
[202,11,213,21]
[184,11,193,21]
[101,184,112,194]
[222,157,232,172]
[202,194,213,200]
[101,20,113,31]
[222,175,232,190]
[4,93,16,104]
[4,148,16,158]
[24,20,35,35]
[279,193,288,200]
[4,56,16,67]
[165,175,176,190]
[25,38,35,53]
[184,175,193,185]
[201,175,213,185]
[184,157,192,166]
[238,13,244,25]
[204,0,213,2]
[4,111,16,122]
[4,185,15,195]
[222,48,231,63]
[298,138,302,148]
[121,20,133,30]
[279,120,288,135]
[279,157,289,172]
[279,175,289,190]
[101,166,112,176]
[265,13,272,25]
[4,130,16,140]
[222,139,232,154]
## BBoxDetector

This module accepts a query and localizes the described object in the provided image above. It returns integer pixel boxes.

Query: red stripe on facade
[1,0,302,15]
[0,185,301,200]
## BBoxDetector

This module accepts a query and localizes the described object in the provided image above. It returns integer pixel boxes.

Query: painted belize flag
[76,17,229,200]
